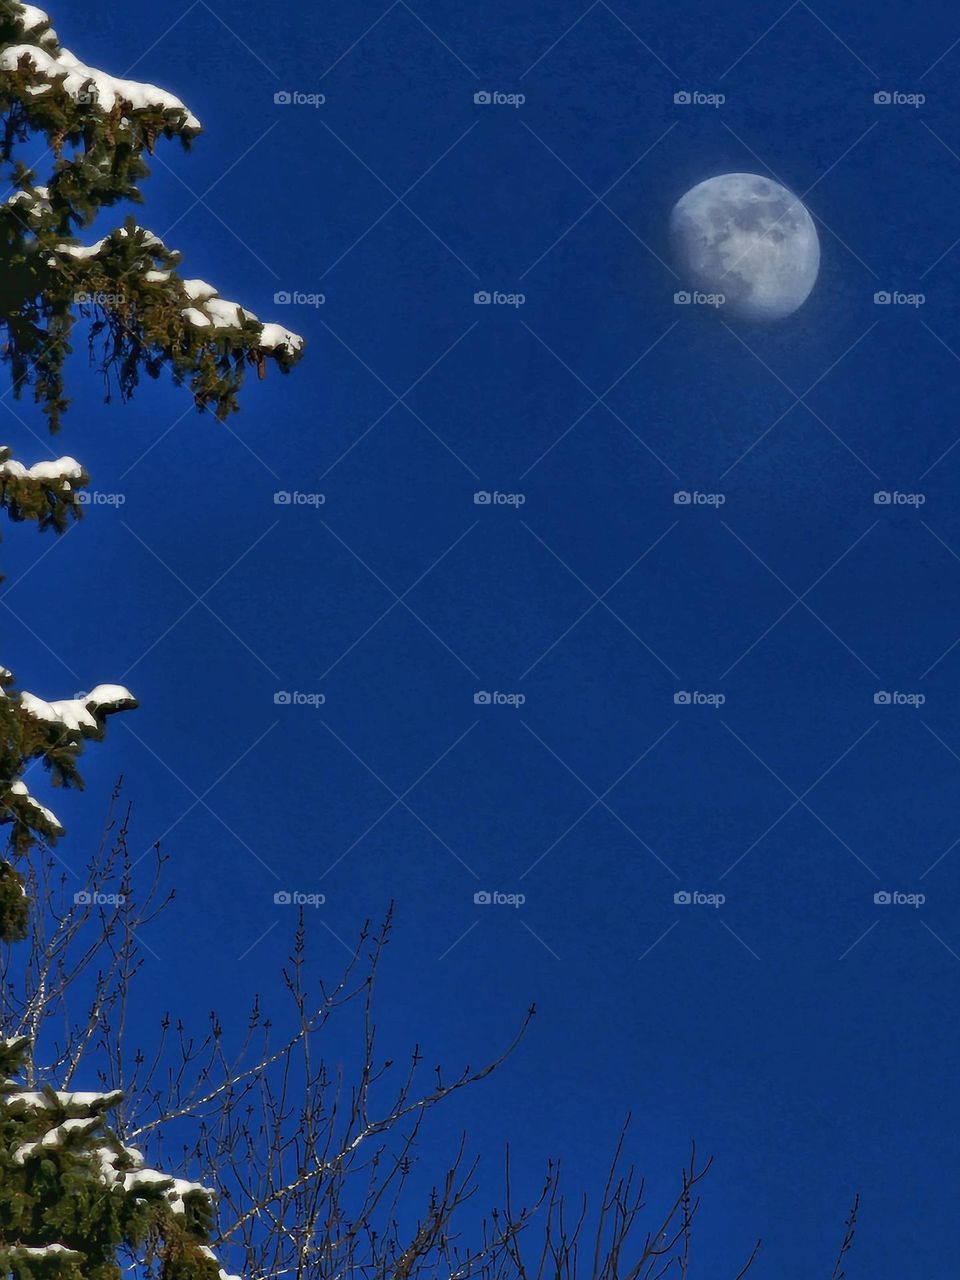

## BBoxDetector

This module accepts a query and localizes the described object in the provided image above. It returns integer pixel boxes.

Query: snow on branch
[0,680,138,850]
[0,444,86,529]
[18,683,138,739]
[1,5,305,423]
[47,222,304,389]
[1,2,201,134]
[0,450,82,485]
[179,278,303,355]
[52,229,302,354]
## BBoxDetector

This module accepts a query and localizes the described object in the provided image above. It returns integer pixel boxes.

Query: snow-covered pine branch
[0,2,200,132]
[0,0,304,427]
[0,445,84,527]
[0,678,137,907]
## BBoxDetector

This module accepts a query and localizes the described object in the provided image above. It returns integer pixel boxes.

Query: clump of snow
[6,1088,124,1114]
[258,322,304,353]
[200,1246,243,1280]
[0,451,83,486]
[13,1115,100,1163]
[7,781,62,833]
[84,684,139,712]
[7,1245,81,1260]
[95,1139,217,1214]
[182,279,218,302]
[179,279,303,353]
[4,185,51,220]
[16,5,55,38]
[18,685,137,735]
[53,225,165,261]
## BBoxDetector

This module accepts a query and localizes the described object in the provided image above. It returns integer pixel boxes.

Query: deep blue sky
[6,0,960,1274]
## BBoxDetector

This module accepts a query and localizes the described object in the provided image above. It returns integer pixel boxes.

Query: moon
[669,173,820,321]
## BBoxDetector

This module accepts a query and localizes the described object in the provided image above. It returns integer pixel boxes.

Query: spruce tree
[0,1033,240,1280]
[0,0,302,928]
[0,4,302,1275]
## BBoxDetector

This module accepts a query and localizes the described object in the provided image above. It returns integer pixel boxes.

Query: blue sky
[7,0,960,1274]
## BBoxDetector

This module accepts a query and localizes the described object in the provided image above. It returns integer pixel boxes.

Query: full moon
[669,173,820,321]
